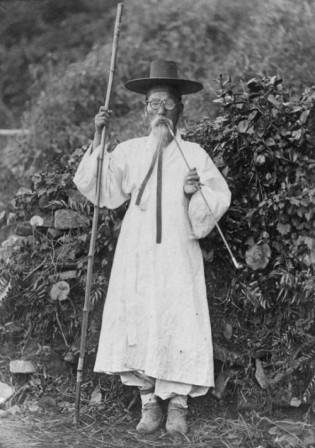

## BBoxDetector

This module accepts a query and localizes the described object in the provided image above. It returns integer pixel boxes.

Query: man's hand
[93,106,112,150]
[183,168,200,196]
[95,106,112,134]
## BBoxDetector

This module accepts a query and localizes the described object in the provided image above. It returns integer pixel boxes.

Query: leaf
[299,109,310,124]
[292,129,302,140]
[277,223,291,235]
[265,137,275,146]
[267,94,280,107]
[50,281,70,301]
[16,187,33,197]
[255,359,268,389]
[237,120,249,133]
[245,244,271,270]
[290,397,301,407]
[223,323,233,340]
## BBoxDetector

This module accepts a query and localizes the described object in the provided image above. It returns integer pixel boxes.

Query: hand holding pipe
[166,123,241,270]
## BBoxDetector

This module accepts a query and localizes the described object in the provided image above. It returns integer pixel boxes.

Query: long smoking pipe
[166,122,241,270]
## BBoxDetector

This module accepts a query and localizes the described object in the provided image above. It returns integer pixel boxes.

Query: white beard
[150,117,174,152]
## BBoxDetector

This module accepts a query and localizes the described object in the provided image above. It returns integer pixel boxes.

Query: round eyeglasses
[145,98,177,111]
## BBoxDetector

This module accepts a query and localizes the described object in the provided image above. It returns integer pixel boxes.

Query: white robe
[73,132,231,388]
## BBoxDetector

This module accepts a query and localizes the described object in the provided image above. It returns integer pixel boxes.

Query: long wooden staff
[74,3,124,427]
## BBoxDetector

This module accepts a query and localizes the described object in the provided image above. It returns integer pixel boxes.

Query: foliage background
[0,0,315,407]
[2,0,315,200]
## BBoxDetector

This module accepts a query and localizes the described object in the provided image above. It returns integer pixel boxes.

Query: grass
[2,395,313,448]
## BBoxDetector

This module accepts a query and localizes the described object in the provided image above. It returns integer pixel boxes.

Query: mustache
[152,116,173,130]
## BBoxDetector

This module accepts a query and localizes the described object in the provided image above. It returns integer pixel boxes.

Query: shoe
[136,402,163,434]
[166,402,188,434]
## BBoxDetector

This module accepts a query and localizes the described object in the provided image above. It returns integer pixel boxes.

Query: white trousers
[120,370,209,400]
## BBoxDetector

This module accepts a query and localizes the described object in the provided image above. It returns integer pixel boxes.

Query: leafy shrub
[0,147,122,357]
[185,74,315,403]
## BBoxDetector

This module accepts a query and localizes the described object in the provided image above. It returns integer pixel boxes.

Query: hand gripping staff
[166,122,241,270]
[74,3,124,427]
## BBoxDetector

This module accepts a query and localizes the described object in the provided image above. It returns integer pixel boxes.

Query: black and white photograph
[0,1,314,447]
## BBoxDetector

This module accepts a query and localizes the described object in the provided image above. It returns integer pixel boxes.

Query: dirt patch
[0,396,314,448]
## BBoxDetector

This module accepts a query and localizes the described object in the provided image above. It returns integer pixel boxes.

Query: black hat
[124,59,203,95]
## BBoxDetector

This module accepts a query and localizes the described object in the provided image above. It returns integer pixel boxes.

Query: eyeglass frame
[145,98,179,111]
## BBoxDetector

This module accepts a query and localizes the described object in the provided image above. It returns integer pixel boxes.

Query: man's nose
[157,100,167,113]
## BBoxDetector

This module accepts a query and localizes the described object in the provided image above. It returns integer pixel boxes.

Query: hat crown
[149,60,178,79]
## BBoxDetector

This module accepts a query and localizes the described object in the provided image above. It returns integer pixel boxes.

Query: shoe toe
[136,403,163,434]
[166,404,188,434]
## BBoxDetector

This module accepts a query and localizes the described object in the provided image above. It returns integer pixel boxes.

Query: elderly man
[74,59,231,434]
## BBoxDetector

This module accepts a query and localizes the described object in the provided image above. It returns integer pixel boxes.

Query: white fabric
[120,370,208,400]
[74,132,231,389]
[189,185,229,239]
[170,395,188,408]
[140,393,157,407]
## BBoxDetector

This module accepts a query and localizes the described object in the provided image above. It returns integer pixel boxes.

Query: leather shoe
[136,402,163,434]
[166,402,188,434]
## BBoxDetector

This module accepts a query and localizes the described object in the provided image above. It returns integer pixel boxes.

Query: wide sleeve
[73,143,130,209]
[188,150,231,239]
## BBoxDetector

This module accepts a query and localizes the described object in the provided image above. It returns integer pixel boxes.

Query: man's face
[146,88,183,132]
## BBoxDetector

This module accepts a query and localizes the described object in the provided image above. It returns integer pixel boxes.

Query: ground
[0,376,314,448]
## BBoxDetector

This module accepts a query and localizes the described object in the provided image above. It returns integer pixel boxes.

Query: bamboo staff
[74,3,124,427]
[166,122,241,270]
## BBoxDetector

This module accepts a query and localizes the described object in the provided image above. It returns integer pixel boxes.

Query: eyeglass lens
[148,99,176,110]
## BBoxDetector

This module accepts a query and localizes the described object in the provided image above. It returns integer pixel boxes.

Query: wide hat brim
[124,77,203,95]
[124,59,203,95]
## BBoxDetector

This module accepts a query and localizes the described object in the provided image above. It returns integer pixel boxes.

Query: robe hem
[93,365,214,388]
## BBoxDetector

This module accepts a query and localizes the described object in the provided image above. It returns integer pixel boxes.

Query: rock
[0,410,8,418]
[28,404,40,413]
[48,270,76,282]
[37,396,56,410]
[16,221,33,236]
[59,270,77,280]
[10,360,36,374]
[0,382,14,404]
[89,387,102,405]
[54,209,90,229]
[47,228,63,239]
[7,405,21,415]
[64,352,77,364]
